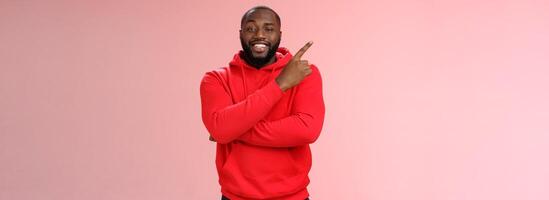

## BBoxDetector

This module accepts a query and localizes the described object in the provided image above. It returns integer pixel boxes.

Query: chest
[228,70,298,120]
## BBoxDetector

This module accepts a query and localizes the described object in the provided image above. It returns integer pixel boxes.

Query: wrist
[275,77,289,92]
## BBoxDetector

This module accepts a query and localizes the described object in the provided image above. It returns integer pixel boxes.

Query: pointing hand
[275,41,314,91]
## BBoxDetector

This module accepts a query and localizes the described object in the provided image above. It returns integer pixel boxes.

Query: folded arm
[200,71,283,144]
[238,65,325,148]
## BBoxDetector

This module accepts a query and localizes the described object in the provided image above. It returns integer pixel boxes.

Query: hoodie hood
[228,47,293,98]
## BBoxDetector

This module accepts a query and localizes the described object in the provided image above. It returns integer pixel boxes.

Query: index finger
[293,41,313,60]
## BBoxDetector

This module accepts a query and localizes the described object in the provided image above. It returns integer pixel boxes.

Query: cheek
[270,34,281,42]
[240,34,251,43]
[270,37,280,45]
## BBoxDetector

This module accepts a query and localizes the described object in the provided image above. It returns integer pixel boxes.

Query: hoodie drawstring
[240,65,249,98]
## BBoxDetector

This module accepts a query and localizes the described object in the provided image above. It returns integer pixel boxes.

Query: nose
[253,29,266,39]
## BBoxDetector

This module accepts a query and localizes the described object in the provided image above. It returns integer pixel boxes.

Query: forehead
[242,9,278,26]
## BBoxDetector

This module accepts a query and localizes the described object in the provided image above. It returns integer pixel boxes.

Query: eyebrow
[244,20,276,26]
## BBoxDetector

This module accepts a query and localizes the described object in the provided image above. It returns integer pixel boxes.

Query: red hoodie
[200,47,325,200]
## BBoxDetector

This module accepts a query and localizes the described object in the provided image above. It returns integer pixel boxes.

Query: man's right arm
[201,41,314,144]
[200,71,283,144]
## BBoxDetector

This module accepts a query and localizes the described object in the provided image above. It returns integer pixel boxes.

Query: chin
[252,54,268,59]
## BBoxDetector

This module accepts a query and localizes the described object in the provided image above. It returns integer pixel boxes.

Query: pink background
[1,0,548,199]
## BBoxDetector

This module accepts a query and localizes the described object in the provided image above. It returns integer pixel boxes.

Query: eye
[265,27,274,32]
[245,26,256,33]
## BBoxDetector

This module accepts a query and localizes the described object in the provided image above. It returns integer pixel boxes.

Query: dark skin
[239,9,281,67]
[210,8,314,142]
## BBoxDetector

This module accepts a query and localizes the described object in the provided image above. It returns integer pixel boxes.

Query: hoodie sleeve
[237,65,325,148]
[200,71,284,144]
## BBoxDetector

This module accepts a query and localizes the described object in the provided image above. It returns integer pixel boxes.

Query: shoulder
[203,66,229,77]
[309,64,321,74]
[298,63,323,88]
[308,64,323,80]
[201,66,229,84]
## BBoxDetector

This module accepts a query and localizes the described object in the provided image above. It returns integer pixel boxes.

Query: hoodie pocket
[240,146,298,178]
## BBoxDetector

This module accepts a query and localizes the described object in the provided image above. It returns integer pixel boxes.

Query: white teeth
[254,44,267,48]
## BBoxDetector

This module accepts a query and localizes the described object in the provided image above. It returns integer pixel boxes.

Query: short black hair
[240,6,281,27]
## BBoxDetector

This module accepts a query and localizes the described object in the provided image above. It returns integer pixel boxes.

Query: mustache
[240,38,280,67]
[249,40,271,46]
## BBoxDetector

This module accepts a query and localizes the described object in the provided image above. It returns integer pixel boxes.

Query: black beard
[240,39,280,69]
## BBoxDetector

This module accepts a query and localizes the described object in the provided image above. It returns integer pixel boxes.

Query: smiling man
[200,6,325,200]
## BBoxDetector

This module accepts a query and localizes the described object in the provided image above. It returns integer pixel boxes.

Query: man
[200,5,325,200]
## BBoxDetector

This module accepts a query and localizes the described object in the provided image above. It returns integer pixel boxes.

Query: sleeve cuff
[259,79,284,105]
